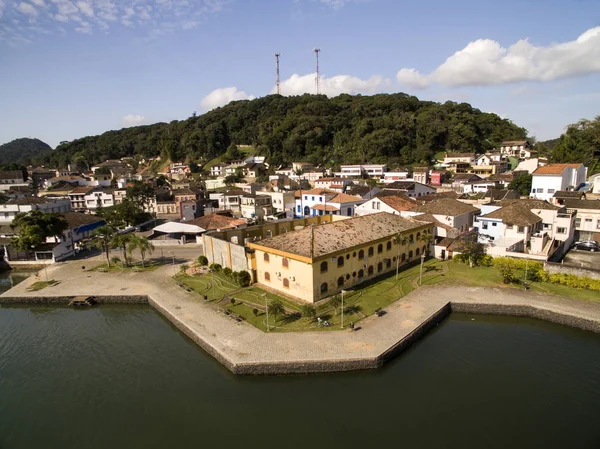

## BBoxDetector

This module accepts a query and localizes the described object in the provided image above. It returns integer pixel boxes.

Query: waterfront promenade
[2,260,600,374]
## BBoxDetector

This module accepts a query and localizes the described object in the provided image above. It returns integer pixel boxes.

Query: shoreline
[2,287,599,375]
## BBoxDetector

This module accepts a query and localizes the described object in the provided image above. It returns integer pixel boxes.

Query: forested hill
[0,138,52,165]
[40,93,529,169]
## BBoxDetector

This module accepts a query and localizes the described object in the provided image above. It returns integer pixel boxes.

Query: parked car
[573,240,599,252]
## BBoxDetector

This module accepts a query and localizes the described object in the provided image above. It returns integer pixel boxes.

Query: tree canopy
[550,116,600,174]
[0,138,52,166]
[38,93,529,169]
[10,211,68,251]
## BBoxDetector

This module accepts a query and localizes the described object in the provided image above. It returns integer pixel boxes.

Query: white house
[209,188,245,212]
[590,173,600,194]
[500,140,531,158]
[564,199,600,243]
[240,194,273,219]
[515,158,547,174]
[531,163,587,201]
[355,194,418,217]
[294,188,338,217]
[0,197,72,224]
[382,170,410,183]
[337,164,387,179]
[414,198,479,235]
[83,189,115,211]
[382,181,436,198]
[210,164,228,177]
[314,177,353,192]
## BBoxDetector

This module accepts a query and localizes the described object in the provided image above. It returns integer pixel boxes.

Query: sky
[1,0,599,148]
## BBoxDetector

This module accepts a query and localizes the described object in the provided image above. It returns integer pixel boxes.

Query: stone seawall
[0,296,149,305]
[451,302,600,333]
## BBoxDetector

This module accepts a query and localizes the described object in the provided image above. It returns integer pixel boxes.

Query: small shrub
[180,263,189,273]
[110,256,121,265]
[252,308,259,317]
[230,297,236,305]
[235,271,251,287]
[209,263,222,272]
[222,267,233,277]
[479,255,493,267]
[301,304,317,323]
[493,258,516,284]
[197,255,208,266]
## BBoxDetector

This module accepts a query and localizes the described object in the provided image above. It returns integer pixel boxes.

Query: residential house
[413,197,479,235]
[515,158,548,174]
[314,177,353,192]
[412,167,430,185]
[247,213,432,303]
[430,171,446,186]
[0,170,26,191]
[474,199,575,260]
[84,188,115,211]
[354,194,417,217]
[209,188,245,212]
[500,141,532,158]
[0,197,71,224]
[564,199,600,243]
[443,153,476,173]
[294,188,337,217]
[338,164,387,179]
[451,174,482,192]
[187,213,247,232]
[461,179,501,194]
[346,185,382,200]
[318,193,366,217]
[259,191,296,217]
[531,163,587,201]
[240,194,273,219]
[210,164,228,177]
[382,181,436,198]
[68,186,94,212]
[292,162,314,173]
[29,167,58,189]
[590,173,600,194]
[551,190,585,206]
[382,169,410,183]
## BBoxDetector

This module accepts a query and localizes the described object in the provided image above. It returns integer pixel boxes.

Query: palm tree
[418,232,434,285]
[269,299,285,323]
[393,233,409,280]
[127,234,155,267]
[111,233,133,267]
[88,226,115,267]
[301,304,317,323]
[329,294,342,315]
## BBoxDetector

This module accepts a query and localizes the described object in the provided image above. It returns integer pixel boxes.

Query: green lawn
[92,262,160,273]
[28,280,59,291]
[176,259,600,333]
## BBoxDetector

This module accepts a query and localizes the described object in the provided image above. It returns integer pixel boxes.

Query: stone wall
[0,295,148,305]
[545,261,600,280]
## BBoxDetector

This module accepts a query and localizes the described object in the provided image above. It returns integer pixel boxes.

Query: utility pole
[419,253,425,286]
[313,48,321,95]
[264,293,269,332]
[524,256,529,289]
[340,289,346,329]
[275,52,281,95]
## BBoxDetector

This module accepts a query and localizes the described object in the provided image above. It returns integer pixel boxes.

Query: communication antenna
[313,48,321,95]
[275,52,281,95]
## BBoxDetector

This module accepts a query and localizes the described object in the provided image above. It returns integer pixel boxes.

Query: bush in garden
[197,255,208,266]
[209,263,222,272]
[222,267,233,277]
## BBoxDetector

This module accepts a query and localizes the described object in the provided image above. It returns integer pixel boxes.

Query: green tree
[197,255,208,266]
[393,234,409,279]
[301,304,317,323]
[89,225,115,267]
[458,231,485,268]
[509,173,533,196]
[329,294,342,315]
[269,299,285,323]
[111,233,133,267]
[127,234,155,267]
[11,211,68,251]
[126,181,156,211]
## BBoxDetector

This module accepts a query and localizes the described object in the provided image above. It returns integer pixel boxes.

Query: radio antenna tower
[313,48,321,95]
[275,52,281,95]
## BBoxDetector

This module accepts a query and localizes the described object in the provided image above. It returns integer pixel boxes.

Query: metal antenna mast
[313,48,321,95]
[275,52,281,95]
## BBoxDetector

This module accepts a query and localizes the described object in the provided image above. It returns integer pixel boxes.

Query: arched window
[386,241,392,251]
[386,259,391,268]
[265,272,270,282]
[282,258,289,268]
[358,249,364,259]
[283,278,290,288]
[377,244,383,254]
[422,245,426,254]
[353,252,356,257]
[345,274,350,280]
[393,256,397,262]
[416,232,421,240]
[377,262,383,272]
[416,248,420,256]
[409,234,414,244]
[401,253,406,262]
[266,230,272,238]
[337,276,344,287]
[368,265,374,275]
[320,261,328,273]
[264,253,270,263]
[352,271,357,278]
[320,282,327,293]
[368,247,374,257]
[358,269,364,279]
[409,250,413,258]
[337,256,344,267]
[346,254,350,260]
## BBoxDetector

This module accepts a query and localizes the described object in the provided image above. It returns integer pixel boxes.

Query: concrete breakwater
[0,296,149,305]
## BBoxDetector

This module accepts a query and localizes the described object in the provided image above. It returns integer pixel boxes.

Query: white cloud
[120,114,148,127]
[200,87,255,111]
[317,0,361,9]
[76,1,94,17]
[397,26,600,89]
[31,0,46,7]
[273,73,390,96]
[16,2,38,16]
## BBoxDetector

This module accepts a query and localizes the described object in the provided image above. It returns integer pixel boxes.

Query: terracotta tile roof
[501,140,529,146]
[495,199,559,210]
[250,213,429,259]
[445,153,475,158]
[187,213,246,231]
[311,204,339,211]
[533,163,583,175]
[409,213,453,231]
[378,194,418,212]
[62,212,105,229]
[482,203,544,226]
[69,186,95,194]
[552,190,585,199]
[328,193,364,204]
[563,199,600,211]
[299,188,338,196]
[0,170,24,180]
[415,197,479,216]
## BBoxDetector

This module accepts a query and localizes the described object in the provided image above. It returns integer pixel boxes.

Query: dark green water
[1,274,600,449]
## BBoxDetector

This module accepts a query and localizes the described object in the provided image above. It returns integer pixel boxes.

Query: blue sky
[1,0,599,148]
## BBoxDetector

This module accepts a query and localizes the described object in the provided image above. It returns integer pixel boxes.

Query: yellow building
[247,212,433,303]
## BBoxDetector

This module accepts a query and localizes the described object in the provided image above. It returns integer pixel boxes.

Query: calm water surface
[1,273,599,449]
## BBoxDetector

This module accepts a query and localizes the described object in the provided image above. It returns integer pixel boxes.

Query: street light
[340,289,347,329]
[211,268,216,301]
[419,252,426,286]
[523,256,529,290]
[168,251,175,275]
[263,293,269,332]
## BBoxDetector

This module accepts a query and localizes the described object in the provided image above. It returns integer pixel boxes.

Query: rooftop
[501,140,529,146]
[482,203,545,226]
[552,190,585,199]
[187,213,247,231]
[69,186,95,195]
[0,170,24,180]
[62,212,105,229]
[376,193,418,212]
[445,153,475,158]
[564,199,600,211]
[415,197,479,216]
[251,212,427,259]
[328,193,364,204]
[533,163,584,176]
[495,199,559,210]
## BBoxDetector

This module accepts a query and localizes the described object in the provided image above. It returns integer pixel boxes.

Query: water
[1,277,600,448]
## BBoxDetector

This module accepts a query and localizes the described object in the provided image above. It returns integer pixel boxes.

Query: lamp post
[340,289,346,329]
[168,251,175,275]
[211,268,216,301]
[419,252,426,286]
[263,293,269,332]
[524,256,529,290]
